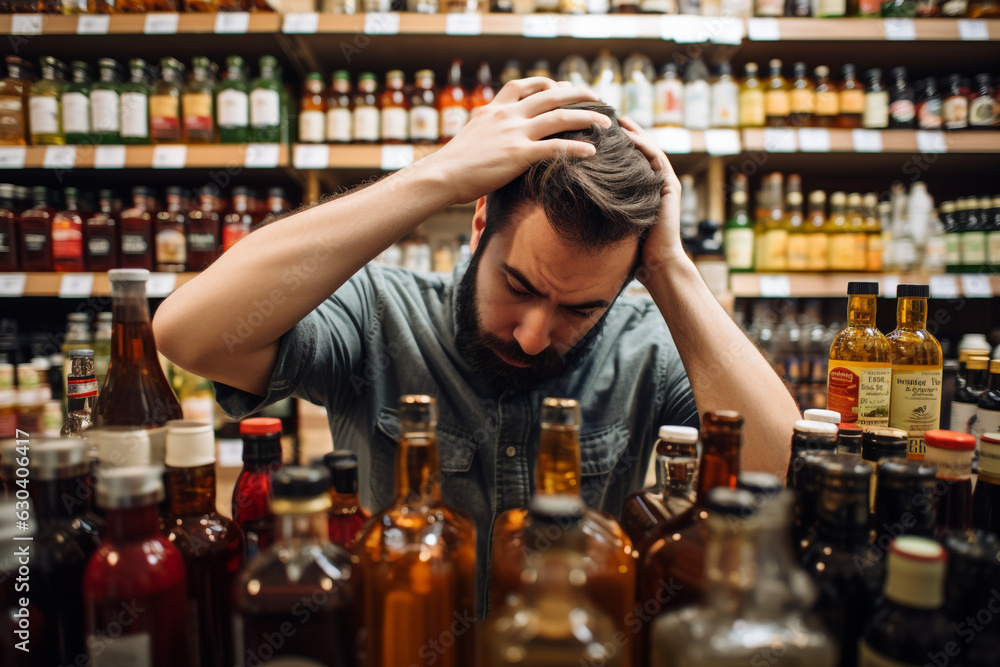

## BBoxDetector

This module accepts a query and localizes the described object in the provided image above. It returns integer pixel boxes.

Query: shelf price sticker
[521,14,559,38]
[929,275,959,299]
[144,12,180,34]
[798,128,831,153]
[763,128,797,153]
[446,13,482,35]
[882,275,899,298]
[364,12,400,35]
[759,275,792,298]
[649,127,692,155]
[960,274,993,299]
[11,14,44,35]
[380,145,414,171]
[852,129,883,153]
[293,144,330,169]
[282,12,319,34]
[77,14,110,34]
[43,146,77,170]
[705,129,741,156]
[0,273,26,298]
[152,145,187,169]
[958,19,989,41]
[569,15,612,39]
[215,12,250,34]
[672,15,710,43]
[146,273,178,298]
[708,17,743,45]
[747,17,780,41]
[59,273,94,299]
[95,145,126,169]
[0,147,26,169]
[883,18,916,40]
[606,16,640,39]
[245,143,281,168]
[915,131,947,154]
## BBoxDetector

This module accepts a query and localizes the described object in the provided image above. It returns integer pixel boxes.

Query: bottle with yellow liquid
[846,193,868,272]
[826,192,853,272]
[806,190,829,272]
[759,173,788,271]
[887,285,943,460]
[863,192,884,272]
[785,174,808,271]
[828,282,892,428]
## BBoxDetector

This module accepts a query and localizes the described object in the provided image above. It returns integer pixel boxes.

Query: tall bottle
[318,451,369,549]
[0,184,15,271]
[788,61,815,127]
[217,55,249,144]
[873,457,937,553]
[118,186,154,270]
[62,349,97,437]
[297,72,327,144]
[683,57,710,131]
[17,186,56,272]
[410,69,439,145]
[923,429,974,532]
[85,190,118,272]
[91,58,121,144]
[838,64,865,129]
[222,186,254,252]
[846,192,868,271]
[326,70,353,144]
[888,66,916,129]
[951,354,989,434]
[806,190,829,271]
[813,65,839,127]
[232,417,283,560]
[621,53,655,129]
[182,56,215,144]
[62,61,92,145]
[186,185,221,271]
[786,173,808,271]
[915,76,943,130]
[827,282,892,428]
[862,68,889,129]
[759,172,787,271]
[709,60,738,129]
[151,58,183,144]
[942,530,1000,667]
[155,186,187,272]
[440,59,469,142]
[30,57,65,145]
[975,360,1000,468]
[357,395,477,667]
[93,269,183,463]
[352,72,380,144]
[120,58,150,145]
[942,74,968,131]
[250,56,282,143]
[724,173,755,272]
[764,59,789,127]
[974,432,1000,534]
[0,56,31,145]
[470,61,495,115]
[863,193,883,272]
[738,62,765,128]
[591,50,623,115]
[52,187,86,272]
[969,73,999,129]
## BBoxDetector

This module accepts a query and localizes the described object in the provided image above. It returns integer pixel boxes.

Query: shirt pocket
[578,420,630,510]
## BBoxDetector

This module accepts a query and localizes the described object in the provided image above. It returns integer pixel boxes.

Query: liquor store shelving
[729,272,1000,299]
[0,272,199,299]
[0,144,289,169]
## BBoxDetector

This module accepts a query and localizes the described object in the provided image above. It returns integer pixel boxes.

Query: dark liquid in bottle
[937,477,973,532]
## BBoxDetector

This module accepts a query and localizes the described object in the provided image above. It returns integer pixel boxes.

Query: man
[153,78,799,610]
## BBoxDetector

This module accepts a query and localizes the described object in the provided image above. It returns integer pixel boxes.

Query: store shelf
[292,143,441,170]
[0,12,280,36]
[730,272,1000,298]
[741,128,1000,154]
[746,17,1000,41]
[0,272,198,298]
[0,144,288,169]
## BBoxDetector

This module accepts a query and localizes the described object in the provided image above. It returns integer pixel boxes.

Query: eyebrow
[499,261,612,310]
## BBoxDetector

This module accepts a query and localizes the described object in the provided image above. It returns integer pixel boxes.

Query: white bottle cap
[658,425,699,445]
[96,465,164,510]
[95,428,151,469]
[165,420,216,468]
[794,420,840,436]
[958,333,990,354]
[107,268,150,282]
[884,536,946,609]
[803,409,841,425]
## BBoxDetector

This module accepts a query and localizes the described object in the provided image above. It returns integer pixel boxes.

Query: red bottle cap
[982,433,1000,445]
[924,429,975,451]
[838,423,863,431]
[240,417,283,436]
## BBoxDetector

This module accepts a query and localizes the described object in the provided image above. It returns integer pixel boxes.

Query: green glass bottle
[249,56,282,143]
[217,56,249,144]
[91,58,122,145]
[881,0,916,15]
[30,57,66,146]
[724,173,755,272]
[61,61,92,145]
[120,59,150,146]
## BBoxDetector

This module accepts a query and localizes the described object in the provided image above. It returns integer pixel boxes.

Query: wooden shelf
[0,12,280,35]
[0,144,289,169]
[729,272,1000,298]
[741,129,1000,154]
[0,272,198,298]
[746,17,1000,41]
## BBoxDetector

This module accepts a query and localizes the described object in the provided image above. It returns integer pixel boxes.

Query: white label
[217,89,249,128]
[29,96,59,135]
[883,18,915,40]
[958,19,989,41]
[146,272,177,297]
[90,89,120,133]
[570,15,611,39]
[606,16,639,39]
[951,400,978,434]
[658,15,674,41]
[381,107,408,142]
[298,110,325,143]
[44,146,76,170]
[59,273,94,299]
[89,631,151,667]
[928,274,959,299]
[353,106,379,142]
[409,106,439,142]
[282,12,319,33]
[244,143,280,168]
[0,273,26,297]
[152,145,187,169]
[798,128,831,153]
[77,14,110,34]
[326,108,351,143]
[759,275,791,297]
[250,89,280,128]
[915,130,947,154]
[381,144,414,171]
[852,129,883,153]
[672,15,710,43]
[120,92,148,138]
[95,145,126,169]
[0,147,26,168]
[293,144,330,169]
[62,92,90,134]
[521,14,559,38]
[364,12,400,35]
[440,106,469,138]
[960,274,993,298]
[709,17,743,45]
[763,127,797,153]
[704,129,741,155]
[11,15,43,35]
[446,13,482,35]
[747,17,780,41]
[649,127,691,154]
[144,12,179,34]
[217,438,244,468]
[215,11,250,34]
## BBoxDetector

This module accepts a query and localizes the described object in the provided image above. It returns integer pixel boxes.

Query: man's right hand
[422,78,612,206]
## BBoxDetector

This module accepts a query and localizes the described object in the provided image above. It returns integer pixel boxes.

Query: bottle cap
[319,451,359,496]
[896,284,930,298]
[885,536,947,609]
[803,409,841,424]
[165,420,215,468]
[966,355,989,370]
[0,437,88,480]
[924,429,975,452]
[96,465,164,509]
[240,417,283,436]
[528,494,586,524]
[862,427,908,463]
[273,465,330,499]
[794,419,840,436]
[657,425,699,445]
[108,268,150,283]
[847,281,879,296]
[706,487,760,518]
[991,360,1000,375]
[95,428,152,468]
[736,472,783,502]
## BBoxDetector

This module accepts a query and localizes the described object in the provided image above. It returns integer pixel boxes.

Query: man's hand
[422,78,612,206]
[617,116,688,281]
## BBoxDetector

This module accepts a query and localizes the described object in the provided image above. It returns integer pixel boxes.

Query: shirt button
[505,446,516,458]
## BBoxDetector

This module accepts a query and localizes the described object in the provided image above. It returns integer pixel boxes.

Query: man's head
[455,103,662,391]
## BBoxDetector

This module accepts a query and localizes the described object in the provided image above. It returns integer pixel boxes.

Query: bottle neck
[395,433,442,503]
[31,473,90,522]
[165,463,217,516]
[105,503,161,542]
[847,294,878,327]
[695,430,740,507]
[656,454,697,498]
[535,425,581,497]
[330,489,362,515]
[817,490,871,546]
[896,296,928,330]
[276,509,330,547]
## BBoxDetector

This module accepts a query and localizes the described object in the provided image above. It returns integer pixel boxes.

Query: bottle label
[818,0,845,14]
[624,82,655,129]
[828,233,856,270]
[980,434,1000,478]
[88,631,151,667]
[68,375,98,399]
[250,89,280,129]
[24,233,47,252]
[150,95,180,132]
[807,232,829,270]
[863,91,889,128]
[409,106,439,142]
[381,106,409,141]
[827,360,891,427]
[755,0,784,15]
[761,228,788,271]
[91,89,121,133]
[218,89,249,129]
[52,221,83,260]
[156,228,187,264]
[0,231,9,254]
[889,365,942,459]
[945,234,962,265]
[182,93,213,132]
[29,96,59,135]
[988,230,1000,266]
[354,106,379,141]
[655,80,684,126]
[815,91,839,117]
[298,110,325,143]
[0,95,23,135]
[188,232,218,253]
[709,84,738,128]
[326,107,352,142]
[765,90,790,118]
[969,96,999,127]
[889,99,916,123]
[977,408,1000,465]
[840,89,865,115]
[789,89,815,115]
[961,231,987,265]
[723,227,754,270]
[441,105,470,138]
[62,92,90,134]
[88,236,112,257]
[684,82,710,130]
[738,89,765,126]
[917,98,942,129]
[785,233,807,270]
[867,233,883,272]
[121,233,149,256]
[120,92,149,138]
[943,96,968,130]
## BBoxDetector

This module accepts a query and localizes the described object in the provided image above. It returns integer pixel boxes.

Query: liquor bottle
[163,421,244,667]
[819,0,846,16]
[92,311,112,390]
[862,193,883,272]
[881,0,917,14]
[846,193,868,271]
[969,73,999,129]
[18,186,56,272]
[357,395,477,666]
[591,50,623,115]
[84,466,190,666]
[151,58,183,144]
[968,0,1000,14]
[90,58,122,144]
[62,349,97,436]
[961,196,988,274]
[838,64,865,129]
[786,174,808,271]
[621,425,699,550]
[0,57,30,146]
[809,66,838,129]
[250,56,282,143]
[942,74,968,131]
[837,423,863,455]
[759,172,787,271]
[53,187,85,272]
[886,285,943,460]
[62,61,92,145]
[764,59,789,127]
[182,56,215,144]
[827,282,892,428]
[232,417,283,560]
[756,0,786,15]
[155,187,187,273]
[974,432,1000,533]
[940,200,962,272]
[235,465,360,664]
[440,59,470,142]
[724,173,755,271]
[862,68,889,129]
[297,72,326,144]
[187,185,221,271]
[93,269,183,462]
[30,57,65,145]
[217,56,249,144]
[410,69,439,145]
[318,451,369,549]
[789,449,832,556]
[951,354,989,434]
[118,187,154,270]
[942,530,1000,667]
[709,60,738,129]
[788,62,815,127]
[85,190,118,272]
[119,58,150,145]
[858,537,951,666]
[975,360,1000,461]
[862,429,909,511]
[222,186,254,252]
[884,67,916,130]
[922,429,974,532]
[873,457,937,555]
[325,70,353,144]
[470,61,495,115]
[0,184,18,270]
[805,190,829,271]
[915,77,943,130]
[981,196,998,270]
[683,57,710,131]
[353,72,380,144]
[655,63,685,127]
[787,419,839,483]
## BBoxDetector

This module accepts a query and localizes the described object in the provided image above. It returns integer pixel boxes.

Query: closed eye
[505,281,530,298]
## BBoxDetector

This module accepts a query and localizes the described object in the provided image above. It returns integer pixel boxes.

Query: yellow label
[853,233,868,270]
[762,229,788,271]
[765,90,790,117]
[182,93,211,118]
[787,233,808,270]
[828,234,855,270]
[816,91,839,117]
[150,94,178,119]
[840,89,865,114]
[807,233,829,270]
[739,89,765,126]
[790,89,815,115]
[724,227,755,270]
[828,360,891,428]
[889,365,943,459]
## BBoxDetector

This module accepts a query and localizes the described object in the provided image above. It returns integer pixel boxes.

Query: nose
[513,304,552,357]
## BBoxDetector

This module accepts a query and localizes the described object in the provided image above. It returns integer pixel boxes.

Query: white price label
[59,273,94,299]
[144,12,179,34]
[146,272,177,297]
[11,15,43,35]
[445,13,482,36]
[43,146,76,170]
[293,144,330,169]
[929,275,959,299]
[747,17,780,41]
[709,17,743,45]
[759,275,791,298]
[672,15,709,43]
[217,439,244,467]
[282,12,319,33]
[882,275,899,298]
[649,127,692,154]
[569,15,611,39]
[0,147,26,169]
[215,12,250,34]
[364,12,400,35]
[763,127,797,153]
[704,129,741,156]
[960,274,993,298]
[380,144,414,171]
[915,131,947,154]
[852,129,883,153]
[883,18,915,40]
[659,15,674,41]
[77,14,110,34]
[94,145,126,168]
[152,145,187,169]
[606,16,639,39]
[0,273,26,298]
[521,14,559,38]
[244,143,280,168]
[798,128,831,153]
[958,19,989,41]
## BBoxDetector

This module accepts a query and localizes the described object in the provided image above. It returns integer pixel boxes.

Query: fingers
[516,84,602,117]
[526,108,612,141]
[619,116,680,185]
[527,138,598,163]
[492,77,560,104]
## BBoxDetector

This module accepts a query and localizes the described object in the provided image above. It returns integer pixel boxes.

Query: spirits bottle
[806,190,829,271]
[787,419,839,483]
[923,429,975,534]
[788,61,815,127]
[683,57,710,131]
[326,70,353,144]
[232,417,283,560]
[862,68,889,129]
[709,60,738,129]
[118,187,155,270]
[163,421,244,667]
[379,70,409,145]
[18,186,56,272]
[888,66,916,130]
[881,0,917,15]
[915,76,943,130]
[182,56,215,144]
[862,428,908,511]
[222,186,254,252]
[591,50,623,115]
[318,451,369,549]
[863,193,883,272]
[724,173,755,272]
[655,63,684,127]
[738,62,764,128]
[30,57,65,146]
[91,58,121,144]
[93,269,183,463]
[764,59,789,127]
[786,173,808,271]
[120,58,150,145]
[358,395,477,667]
[838,64,865,129]
[789,449,832,556]
[975,358,1000,453]
[299,72,326,144]
[813,65,839,128]
[942,74,968,131]
[440,59,469,142]
[151,58,183,144]
[411,70,442,146]
[0,56,30,146]
[62,61,92,145]
[186,185,221,271]
[85,190,118,272]
[951,354,989,434]
[0,184,18,270]
[217,56,249,144]
[759,172,788,271]
[969,73,999,129]
[873,457,938,552]
[470,61,495,115]
[155,187,187,272]
[846,192,868,271]
[353,72,380,144]
[250,55,282,143]
[52,187,85,272]
[62,350,96,437]
[942,530,1000,667]
[974,432,1000,533]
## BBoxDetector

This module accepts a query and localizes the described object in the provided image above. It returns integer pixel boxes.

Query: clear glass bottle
[710,61,739,129]
[151,58,183,144]
[683,57,711,131]
[182,56,215,144]
[0,56,30,146]
[724,173,755,272]
[622,52,656,129]
[326,70,353,144]
[217,55,249,144]
[318,451,369,549]
[250,55,282,143]
[232,417,283,560]
[591,50,623,115]
[788,61,815,127]
[62,61,92,145]
[30,56,65,146]
[120,58,150,145]
[812,65,838,127]
[654,63,684,127]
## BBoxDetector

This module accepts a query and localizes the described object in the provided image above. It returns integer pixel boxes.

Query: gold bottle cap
[967,355,990,370]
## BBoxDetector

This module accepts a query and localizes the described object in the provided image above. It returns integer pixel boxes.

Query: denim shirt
[214,260,698,616]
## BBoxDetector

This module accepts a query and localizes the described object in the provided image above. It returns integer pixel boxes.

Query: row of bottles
[941,194,1000,273]
[373,229,472,273]
[0,183,294,272]
[0,55,291,147]
[0,0,273,14]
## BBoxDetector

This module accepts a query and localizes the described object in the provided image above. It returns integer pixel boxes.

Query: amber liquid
[536,426,581,495]
[621,456,696,554]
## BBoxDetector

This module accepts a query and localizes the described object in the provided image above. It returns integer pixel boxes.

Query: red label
[828,366,861,423]
[52,226,83,261]
[184,115,213,132]
[223,225,249,251]
[151,116,180,132]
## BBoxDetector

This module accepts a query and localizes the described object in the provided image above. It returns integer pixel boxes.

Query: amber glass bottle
[18,187,56,272]
[380,70,408,144]
[764,59,789,127]
[186,185,221,271]
[439,59,469,142]
[118,186,155,271]
[838,64,865,129]
[232,417,283,560]
[318,451,369,549]
[974,433,1000,534]
[0,57,30,146]
[155,187,187,273]
[813,65,839,128]
[182,56,215,144]
[150,59,183,144]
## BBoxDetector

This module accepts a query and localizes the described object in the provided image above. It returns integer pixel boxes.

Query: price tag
[521,14,559,38]
[364,12,400,35]
[958,19,989,41]
[146,272,177,297]
[94,145,126,168]
[709,17,743,45]
[43,146,76,170]
[763,127,797,153]
[11,15,43,35]
[569,15,611,39]
[218,439,244,467]
[649,127,692,154]
[882,275,899,298]
[704,129,741,156]
[144,12,179,34]
[152,145,187,169]
[747,17,780,41]
[852,129,883,153]
[798,128,831,153]
[282,12,319,33]
[915,131,947,154]
[59,273,94,299]
[0,273,26,298]
[883,18,915,40]
[244,143,280,168]
[215,12,250,34]
[380,145,414,171]
[672,15,709,43]
[759,275,792,298]
[606,16,639,39]
[658,15,674,41]
[293,144,330,169]
[929,274,959,299]
[0,147,26,169]
[445,13,482,35]
[960,274,993,298]
[77,14,110,34]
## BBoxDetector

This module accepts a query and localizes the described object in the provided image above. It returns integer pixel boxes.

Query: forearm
[645,253,800,478]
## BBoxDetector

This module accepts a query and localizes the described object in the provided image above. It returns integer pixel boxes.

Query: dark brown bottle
[318,451,369,549]
[119,186,155,271]
[85,189,118,272]
[872,457,938,556]
[861,427,908,512]
[17,186,55,272]
[232,417,283,560]
[974,432,1000,534]
[52,187,86,273]
[0,183,17,271]
[838,64,865,129]
[888,67,916,130]
[789,449,834,556]
[186,185,221,271]
[222,186,255,252]
[787,419,839,484]
[154,186,187,273]
[942,530,1000,667]
[923,429,975,533]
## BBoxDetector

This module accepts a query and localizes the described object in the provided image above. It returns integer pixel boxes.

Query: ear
[470,197,487,255]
